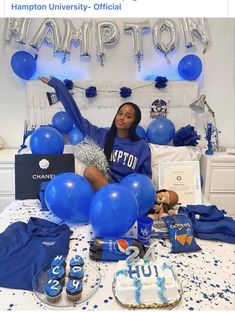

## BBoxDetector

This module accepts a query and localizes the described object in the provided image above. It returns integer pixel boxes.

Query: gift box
[15,154,75,199]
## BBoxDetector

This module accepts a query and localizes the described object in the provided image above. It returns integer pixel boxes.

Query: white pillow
[149,143,201,188]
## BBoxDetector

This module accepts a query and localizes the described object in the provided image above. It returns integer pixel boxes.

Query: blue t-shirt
[49,78,152,182]
[0,217,72,290]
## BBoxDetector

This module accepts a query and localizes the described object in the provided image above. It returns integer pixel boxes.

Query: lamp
[190,95,224,152]
[190,95,215,117]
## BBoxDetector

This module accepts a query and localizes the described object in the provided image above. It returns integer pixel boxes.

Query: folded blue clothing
[0,217,72,291]
[192,217,235,236]
[196,232,235,244]
[179,204,225,221]
[178,204,235,244]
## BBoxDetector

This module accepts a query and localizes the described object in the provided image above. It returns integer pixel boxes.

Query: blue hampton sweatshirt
[48,78,152,183]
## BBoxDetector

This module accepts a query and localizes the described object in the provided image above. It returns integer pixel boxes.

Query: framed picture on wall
[158,161,202,205]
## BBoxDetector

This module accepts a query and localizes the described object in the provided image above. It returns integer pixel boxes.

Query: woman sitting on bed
[39,77,152,191]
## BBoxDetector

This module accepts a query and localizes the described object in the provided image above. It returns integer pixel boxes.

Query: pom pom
[85,86,97,98]
[120,87,132,98]
[74,141,110,179]
[63,79,74,90]
[154,76,168,89]
[173,125,201,146]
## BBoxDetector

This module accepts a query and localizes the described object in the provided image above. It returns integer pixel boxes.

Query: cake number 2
[125,246,140,263]
[50,279,60,290]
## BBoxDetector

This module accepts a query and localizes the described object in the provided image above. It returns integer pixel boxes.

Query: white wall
[0,18,234,148]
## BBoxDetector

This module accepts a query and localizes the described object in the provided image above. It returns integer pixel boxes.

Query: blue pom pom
[173,125,201,146]
[154,76,168,89]
[85,86,97,98]
[120,87,132,98]
[63,79,74,90]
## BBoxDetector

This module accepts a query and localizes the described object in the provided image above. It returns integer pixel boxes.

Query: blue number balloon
[89,183,138,237]
[30,126,64,154]
[121,173,156,216]
[146,117,175,145]
[11,51,37,80]
[45,173,94,223]
[52,111,73,134]
[178,54,202,80]
[68,127,84,145]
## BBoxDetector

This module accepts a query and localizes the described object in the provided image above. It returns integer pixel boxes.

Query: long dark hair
[104,102,142,161]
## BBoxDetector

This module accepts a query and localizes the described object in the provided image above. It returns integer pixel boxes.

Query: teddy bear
[147,189,179,220]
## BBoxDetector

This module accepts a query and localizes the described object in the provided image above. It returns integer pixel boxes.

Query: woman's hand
[38,76,50,84]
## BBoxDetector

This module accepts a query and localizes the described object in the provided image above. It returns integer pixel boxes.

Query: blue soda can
[89,236,146,261]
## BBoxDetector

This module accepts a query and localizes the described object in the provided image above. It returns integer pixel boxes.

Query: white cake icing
[113,259,181,307]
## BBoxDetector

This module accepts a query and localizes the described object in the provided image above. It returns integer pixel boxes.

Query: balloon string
[165,54,171,64]
[137,55,141,72]
[132,83,153,91]
[73,82,155,93]
[100,55,104,67]
[62,55,66,64]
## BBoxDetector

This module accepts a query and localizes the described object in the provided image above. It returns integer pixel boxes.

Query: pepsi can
[89,236,146,261]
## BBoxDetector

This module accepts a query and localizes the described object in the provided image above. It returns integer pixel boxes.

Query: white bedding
[63,144,202,189]
[0,199,234,310]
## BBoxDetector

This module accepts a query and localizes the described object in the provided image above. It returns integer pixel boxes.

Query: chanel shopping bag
[15,154,75,200]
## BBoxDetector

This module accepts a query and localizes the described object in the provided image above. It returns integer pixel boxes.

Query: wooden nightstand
[0,149,18,213]
[200,150,235,217]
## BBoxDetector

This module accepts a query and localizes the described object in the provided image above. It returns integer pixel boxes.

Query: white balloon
[124,20,151,71]
[61,19,92,60]
[4,18,31,44]
[96,20,120,66]
[152,18,178,61]
[29,18,61,53]
[181,18,209,53]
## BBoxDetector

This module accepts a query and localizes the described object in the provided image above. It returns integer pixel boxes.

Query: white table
[0,200,234,310]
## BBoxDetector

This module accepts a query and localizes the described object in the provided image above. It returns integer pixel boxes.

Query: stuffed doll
[148,189,179,220]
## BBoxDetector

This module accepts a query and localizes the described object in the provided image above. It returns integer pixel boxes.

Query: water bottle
[89,236,147,261]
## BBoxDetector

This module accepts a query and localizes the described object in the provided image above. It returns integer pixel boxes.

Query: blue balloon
[136,125,146,139]
[11,51,36,80]
[52,111,73,134]
[68,127,84,145]
[121,173,156,216]
[45,173,94,223]
[146,117,175,145]
[178,54,202,80]
[30,126,64,154]
[89,184,138,237]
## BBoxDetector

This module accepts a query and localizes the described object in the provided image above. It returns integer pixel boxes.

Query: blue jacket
[49,78,152,182]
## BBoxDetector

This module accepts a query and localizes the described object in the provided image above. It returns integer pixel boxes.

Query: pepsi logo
[115,239,129,254]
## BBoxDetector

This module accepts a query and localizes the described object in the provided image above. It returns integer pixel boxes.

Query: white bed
[1,80,233,309]
[0,199,234,310]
